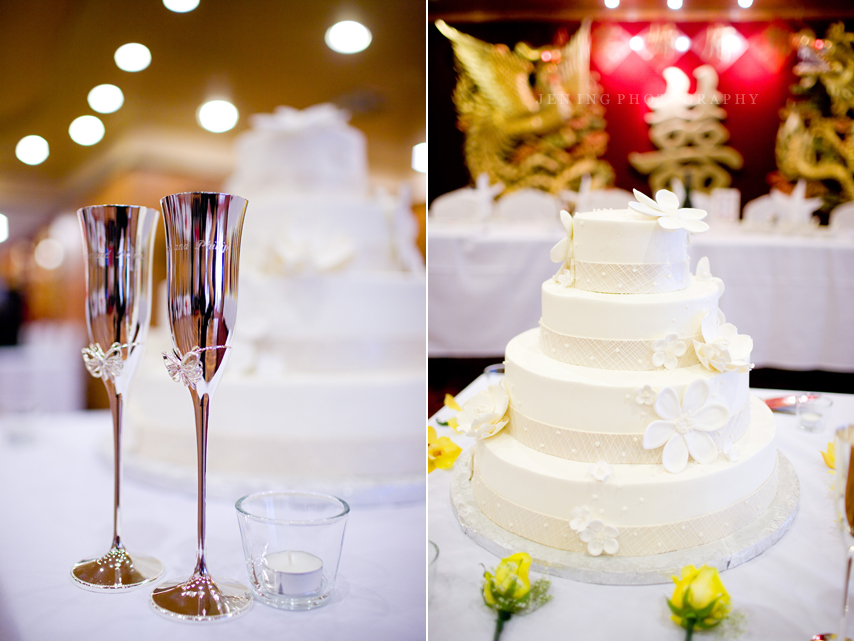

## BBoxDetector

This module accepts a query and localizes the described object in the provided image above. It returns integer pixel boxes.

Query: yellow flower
[822,442,836,471]
[483,552,532,606]
[428,426,462,473]
[668,564,731,631]
[444,394,461,431]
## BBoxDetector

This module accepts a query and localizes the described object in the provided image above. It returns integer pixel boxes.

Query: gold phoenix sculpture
[436,20,614,194]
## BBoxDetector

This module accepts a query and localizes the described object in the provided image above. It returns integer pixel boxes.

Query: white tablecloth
[428,375,853,640]
[427,219,854,371]
[0,412,425,641]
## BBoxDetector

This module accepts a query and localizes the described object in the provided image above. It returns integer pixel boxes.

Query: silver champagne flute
[835,425,854,641]
[150,192,252,621]
[73,204,164,590]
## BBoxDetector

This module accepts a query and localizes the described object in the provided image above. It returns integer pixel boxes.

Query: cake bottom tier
[473,396,777,557]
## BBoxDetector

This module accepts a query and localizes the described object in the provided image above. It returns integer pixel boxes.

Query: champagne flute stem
[841,544,854,640]
[107,391,123,550]
[192,391,210,576]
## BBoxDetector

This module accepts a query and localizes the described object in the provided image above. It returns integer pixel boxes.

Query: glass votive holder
[235,491,349,611]
[796,394,833,432]
[428,541,439,603]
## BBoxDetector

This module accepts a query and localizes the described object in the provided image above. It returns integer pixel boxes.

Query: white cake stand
[450,450,799,585]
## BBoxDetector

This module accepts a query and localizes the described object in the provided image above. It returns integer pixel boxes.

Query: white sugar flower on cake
[579,520,620,556]
[455,380,510,439]
[588,460,613,482]
[642,379,730,474]
[569,506,591,532]
[693,310,753,373]
[629,189,709,233]
[651,333,686,370]
[636,385,656,406]
[549,210,573,264]
[555,267,574,288]
[695,256,713,281]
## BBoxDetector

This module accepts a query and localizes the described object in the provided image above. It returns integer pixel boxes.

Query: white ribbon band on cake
[539,322,702,371]
[506,402,751,465]
[572,259,692,295]
[472,457,778,556]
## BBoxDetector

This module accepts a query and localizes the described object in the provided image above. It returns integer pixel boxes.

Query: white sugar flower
[455,380,510,439]
[722,442,739,462]
[652,333,686,370]
[695,256,713,281]
[569,506,591,532]
[579,520,620,556]
[588,460,613,482]
[636,385,656,406]
[694,310,753,373]
[549,210,573,265]
[642,379,730,474]
[629,189,709,234]
[554,266,574,288]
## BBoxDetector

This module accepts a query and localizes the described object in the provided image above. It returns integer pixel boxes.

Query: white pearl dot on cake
[639,497,645,503]
[564,343,569,348]
[539,443,545,448]
[523,427,528,432]
[572,448,577,454]
[599,509,605,514]
[622,506,628,512]
[625,394,631,400]
[601,271,606,276]
[685,304,689,309]
[658,542,663,547]
[699,532,704,538]
[615,347,620,352]
[592,494,598,500]
[633,532,638,536]
[681,525,686,530]
[632,436,638,442]
[595,441,600,447]
[621,451,626,457]
[555,430,560,435]
[543,523,548,528]
[551,348,556,353]
[509,521,514,527]
[632,267,637,273]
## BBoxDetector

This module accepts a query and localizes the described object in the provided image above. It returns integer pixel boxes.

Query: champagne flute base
[71,546,164,591]
[151,573,253,622]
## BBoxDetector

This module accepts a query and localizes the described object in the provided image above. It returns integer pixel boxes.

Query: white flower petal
[571,506,586,519]
[700,309,719,343]
[632,189,662,212]
[643,420,677,449]
[587,539,604,556]
[602,525,619,539]
[550,237,568,263]
[560,209,573,233]
[655,189,681,212]
[652,352,666,368]
[672,340,687,357]
[580,528,596,543]
[681,379,710,414]
[727,335,753,360]
[696,256,712,280]
[662,434,689,474]
[691,403,730,431]
[658,216,685,230]
[682,219,710,234]
[684,430,718,464]
[603,538,620,555]
[664,352,678,370]
[587,520,605,533]
[653,386,682,420]
[677,207,708,220]
[652,337,666,351]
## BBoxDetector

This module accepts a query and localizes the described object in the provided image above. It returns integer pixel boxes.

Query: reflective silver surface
[152,192,251,621]
[73,204,163,590]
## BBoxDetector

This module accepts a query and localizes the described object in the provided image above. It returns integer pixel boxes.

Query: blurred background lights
[69,115,105,146]
[629,36,644,52]
[738,0,753,6]
[667,0,683,8]
[34,238,64,270]
[87,84,124,114]
[0,214,8,244]
[604,0,619,8]
[675,35,691,52]
[412,142,426,173]
[197,100,239,133]
[114,43,151,72]
[15,135,49,165]
[163,0,200,12]
[325,21,372,54]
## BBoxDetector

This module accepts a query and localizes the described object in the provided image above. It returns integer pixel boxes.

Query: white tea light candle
[262,550,323,595]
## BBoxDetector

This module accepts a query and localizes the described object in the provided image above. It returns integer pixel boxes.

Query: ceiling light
[114,43,151,72]
[325,21,372,54]
[34,238,64,270]
[604,0,619,7]
[163,0,200,12]
[629,36,644,52]
[675,36,691,52]
[738,0,753,6]
[412,142,426,173]
[197,100,239,133]
[668,0,683,8]
[69,116,105,146]
[87,84,124,114]
[15,135,49,165]
[0,215,8,244]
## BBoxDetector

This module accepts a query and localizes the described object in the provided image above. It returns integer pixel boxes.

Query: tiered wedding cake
[126,105,425,497]
[464,190,777,556]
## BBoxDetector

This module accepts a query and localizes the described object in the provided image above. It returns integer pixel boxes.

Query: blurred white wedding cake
[127,104,426,502]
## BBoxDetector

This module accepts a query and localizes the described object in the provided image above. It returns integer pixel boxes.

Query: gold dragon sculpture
[435,20,614,194]
[775,22,854,206]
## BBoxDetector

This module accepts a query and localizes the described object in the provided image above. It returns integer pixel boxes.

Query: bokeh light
[87,84,124,114]
[197,100,239,133]
[325,21,372,54]
[15,135,49,165]
[114,43,151,72]
[69,116,105,146]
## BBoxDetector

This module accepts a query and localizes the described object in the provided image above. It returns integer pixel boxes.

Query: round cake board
[450,450,799,586]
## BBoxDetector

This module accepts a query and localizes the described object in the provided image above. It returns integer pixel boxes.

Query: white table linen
[427,219,854,371]
[0,412,425,641]
[428,375,852,640]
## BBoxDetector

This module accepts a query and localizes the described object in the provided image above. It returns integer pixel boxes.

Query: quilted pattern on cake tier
[574,259,691,294]
[539,322,702,371]
[472,459,778,556]
[506,402,751,464]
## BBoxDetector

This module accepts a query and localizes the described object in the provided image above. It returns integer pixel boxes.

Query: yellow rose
[668,564,731,632]
[822,442,836,470]
[483,552,532,607]
[428,426,462,473]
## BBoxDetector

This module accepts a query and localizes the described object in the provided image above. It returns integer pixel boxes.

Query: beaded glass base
[71,547,164,592]
[450,450,799,585]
